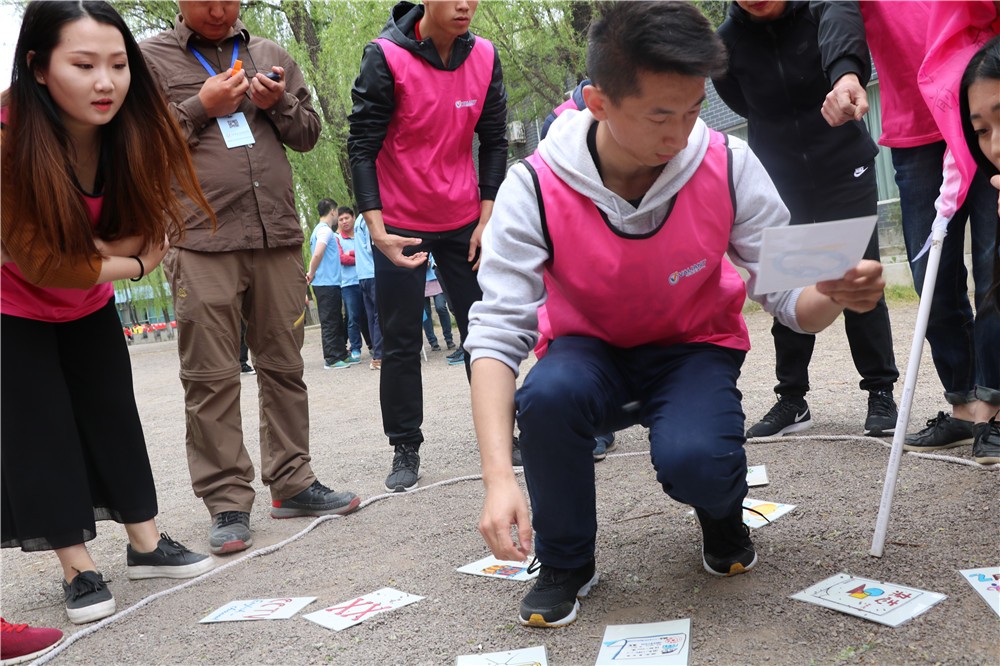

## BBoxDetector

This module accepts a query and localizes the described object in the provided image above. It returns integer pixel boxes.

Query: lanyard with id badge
[190,41,255,149]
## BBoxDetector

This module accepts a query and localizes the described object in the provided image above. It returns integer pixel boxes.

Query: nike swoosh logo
[794,410,808,423]
[853,166,869,177]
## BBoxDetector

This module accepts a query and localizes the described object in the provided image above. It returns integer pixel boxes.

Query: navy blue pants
[516,337,749,568]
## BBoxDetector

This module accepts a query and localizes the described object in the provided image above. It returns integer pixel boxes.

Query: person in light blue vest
[354,210,383,369]
[307,199,349,369]
[336,206,365,363]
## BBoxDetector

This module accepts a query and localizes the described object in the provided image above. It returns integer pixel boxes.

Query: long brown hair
[1,0,214,263]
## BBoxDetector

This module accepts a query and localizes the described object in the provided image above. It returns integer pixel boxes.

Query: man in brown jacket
[141,0,359,555]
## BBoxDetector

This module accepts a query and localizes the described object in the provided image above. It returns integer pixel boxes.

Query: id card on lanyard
[190,41,255,149]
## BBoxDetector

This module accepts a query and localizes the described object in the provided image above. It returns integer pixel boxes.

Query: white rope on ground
[31,472,505,665]
[31,433,993,664]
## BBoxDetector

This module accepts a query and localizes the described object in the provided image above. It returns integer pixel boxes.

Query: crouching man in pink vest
[466,1,886,629]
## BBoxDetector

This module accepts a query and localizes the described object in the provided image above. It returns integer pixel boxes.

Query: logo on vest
[668,259,707,285]
[455,99,478,108]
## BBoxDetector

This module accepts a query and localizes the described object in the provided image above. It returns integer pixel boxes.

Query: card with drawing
[958,567,1000,618]
[746,465,769,487]
[791,573,946,627]
[457,555,539,582]
[302,588,423,631]
[741,498,794,528]
[456,645,548,666]
[199,597,316,623]
[595,619,690,665]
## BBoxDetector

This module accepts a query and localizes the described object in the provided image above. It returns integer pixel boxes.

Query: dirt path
[2,303,997,665]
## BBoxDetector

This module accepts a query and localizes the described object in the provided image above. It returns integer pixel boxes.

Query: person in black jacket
[348,1,513,492]
[714,0,899,438]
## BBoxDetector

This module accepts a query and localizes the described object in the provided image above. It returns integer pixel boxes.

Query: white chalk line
[31,434,994,663]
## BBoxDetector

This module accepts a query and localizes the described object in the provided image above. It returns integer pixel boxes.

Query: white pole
[870,224,947,557]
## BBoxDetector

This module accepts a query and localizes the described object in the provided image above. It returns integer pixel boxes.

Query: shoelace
[156,533,190,555]
[67,570,106,601]
[920,411,950,432]
[215,511,247,527]
[1,619,27,633]
[526,557,540,575]
[868,391,895,417]
[743,505,770,525]
[392,446,420,471]
[761,399,804,424]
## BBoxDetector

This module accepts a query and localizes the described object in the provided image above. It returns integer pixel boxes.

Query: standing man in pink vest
[467,1,887,629]
[348,0,512,493]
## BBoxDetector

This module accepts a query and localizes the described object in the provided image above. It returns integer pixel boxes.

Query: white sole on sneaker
[702,551,758,577]
[518,571,600,628]
[270,495,362,519]
[67,597,116,624]
[384,469,423,493]
[127,556,216,580]
[773,419,812,436]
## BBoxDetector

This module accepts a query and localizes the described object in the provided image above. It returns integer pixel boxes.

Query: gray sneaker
[127,533,215,580]
[209,511,252,555]
[271,480,360,518]
[385,444,421,492]
[972,418,1000,465]
[62,570,115,625]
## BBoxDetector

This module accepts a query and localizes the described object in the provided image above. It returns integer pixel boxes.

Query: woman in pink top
[1,1,216,625]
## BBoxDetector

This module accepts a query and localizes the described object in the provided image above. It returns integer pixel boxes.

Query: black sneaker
[271,480,361,518]
[430,342,442,352]
[240,364,255,374]
[385,444,421,492]
[518,559,599,628]
[209,511,252,555]
[972,418,1000,465]
[746,397,811,438]
[512,436,523,467]
[593,432,617,462]
[446,348,465,365]
[695,507,757,577]
[62,570,115,625]
[446,341,456,350]
[864,389,898,436]
[127,533,215,580]
[903,412,975,451]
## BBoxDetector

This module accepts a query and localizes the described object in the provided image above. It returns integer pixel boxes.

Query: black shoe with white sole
[127,533,215,580]
[62,570,115,625]
[746,397,811,438]
[518,559,599,628]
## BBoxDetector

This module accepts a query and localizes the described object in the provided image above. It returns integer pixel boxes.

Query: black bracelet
[130,255,145,282]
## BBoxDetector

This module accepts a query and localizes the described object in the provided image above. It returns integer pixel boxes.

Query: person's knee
[653,438,745,503]
[519,362,600,426]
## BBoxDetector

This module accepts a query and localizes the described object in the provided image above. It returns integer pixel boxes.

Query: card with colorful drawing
[741,498,794,528]
[302,588,423,631]
[456,645,548,666]
[791,573,946,627]
[746,465,769,487]
[594,619,690,665]
[199,597,316,623]
[457,555,539,582]
[958,567,1000,618]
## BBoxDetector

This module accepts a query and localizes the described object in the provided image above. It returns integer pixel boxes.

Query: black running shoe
[385,444,421,492]
[903,412,975,451]
[512,436,523,468]
[972,418,1000,465]
[518,559,599,628]
[745,397,811,438]
[209,511,252,555]
[695,507,757,577]
[864,389,898,436]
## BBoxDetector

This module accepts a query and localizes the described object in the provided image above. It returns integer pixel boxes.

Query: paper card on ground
[959,567,1000,617]
[746,465,769,487]
[457,555,539,581]
[742,498,795,528]
[754,215,878,295]
[199,597,316,623]
[595,619,690,665]
[302,588,423,631]
[791,573,946,627]
[456,645,548,666]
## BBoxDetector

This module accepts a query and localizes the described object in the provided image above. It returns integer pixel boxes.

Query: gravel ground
[2,302,998,665]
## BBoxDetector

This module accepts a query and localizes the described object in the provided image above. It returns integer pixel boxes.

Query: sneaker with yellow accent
[518,559,598,628]
[695,506,757,577]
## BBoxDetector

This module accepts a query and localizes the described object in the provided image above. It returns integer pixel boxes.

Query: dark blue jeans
[341,284,364,354]
[359,278,382,360]
[892,142,1000,405]
[515,337,749,568]
[422,293,453,347]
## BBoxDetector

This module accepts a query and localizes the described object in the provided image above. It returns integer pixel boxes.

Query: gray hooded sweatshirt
[466,109,805,377]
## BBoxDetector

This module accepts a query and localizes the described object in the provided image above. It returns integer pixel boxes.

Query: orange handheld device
[230,60,243,77]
